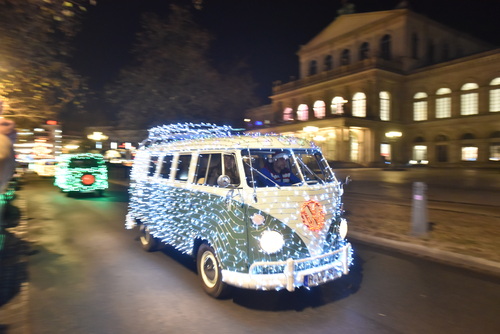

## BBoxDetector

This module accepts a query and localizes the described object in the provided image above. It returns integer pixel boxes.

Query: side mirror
[217,175,231,188]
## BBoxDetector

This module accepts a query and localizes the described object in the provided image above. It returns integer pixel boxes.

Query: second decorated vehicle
[54,153,108,196]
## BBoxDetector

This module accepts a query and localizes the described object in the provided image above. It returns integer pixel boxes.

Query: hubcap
[201,251,218,288]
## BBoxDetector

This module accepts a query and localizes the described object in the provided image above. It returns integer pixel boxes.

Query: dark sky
[72,0,500,105]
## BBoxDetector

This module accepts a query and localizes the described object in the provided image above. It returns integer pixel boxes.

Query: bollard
[411,182,428,237]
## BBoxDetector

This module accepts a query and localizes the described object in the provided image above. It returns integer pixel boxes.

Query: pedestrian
[0,118,16,193]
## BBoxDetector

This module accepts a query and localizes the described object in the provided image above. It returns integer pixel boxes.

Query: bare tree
[107,4,258,130]
[0,0,93,127]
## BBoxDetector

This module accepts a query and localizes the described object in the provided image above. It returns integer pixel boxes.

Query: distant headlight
[260,231,284,254]
[339,218,348,239]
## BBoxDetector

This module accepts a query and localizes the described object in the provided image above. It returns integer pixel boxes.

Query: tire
[196,243,232,299]
[139,225,161,252]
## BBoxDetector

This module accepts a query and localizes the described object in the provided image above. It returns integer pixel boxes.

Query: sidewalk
[1,194,30,334]
[1,174,499,333]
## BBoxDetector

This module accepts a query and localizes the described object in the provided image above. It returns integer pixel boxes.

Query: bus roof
[140,123,316,151]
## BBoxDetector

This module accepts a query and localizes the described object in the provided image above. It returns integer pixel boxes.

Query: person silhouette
[259,152,300,186]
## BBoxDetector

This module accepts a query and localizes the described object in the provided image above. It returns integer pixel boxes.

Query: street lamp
[87,131,108,150]
[385,131,402,168]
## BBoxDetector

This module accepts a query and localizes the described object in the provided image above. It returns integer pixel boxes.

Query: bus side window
[148,156,159,177]
[222,154,240,186]
[206,154,222,186]
[194,154,210,185]
[160,155,173,179]
[175,155,192,181]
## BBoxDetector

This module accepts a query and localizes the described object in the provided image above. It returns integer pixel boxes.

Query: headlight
[339,218,348,239]
[259,231,284,254]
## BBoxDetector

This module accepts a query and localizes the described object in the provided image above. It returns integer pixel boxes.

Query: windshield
[242,149,336,187]
[69,158,100,168]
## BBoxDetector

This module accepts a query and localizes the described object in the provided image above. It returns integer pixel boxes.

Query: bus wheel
[139,225,160,252]
[197,243,231,299]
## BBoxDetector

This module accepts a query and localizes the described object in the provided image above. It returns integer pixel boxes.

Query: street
[14,169,500,334]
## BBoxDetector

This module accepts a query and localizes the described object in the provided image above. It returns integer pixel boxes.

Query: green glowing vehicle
[54,153,108,196]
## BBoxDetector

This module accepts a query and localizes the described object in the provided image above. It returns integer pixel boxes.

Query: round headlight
[339,218,348,239]
[259,231,284,254]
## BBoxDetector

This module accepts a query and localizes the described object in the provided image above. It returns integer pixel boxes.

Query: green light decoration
[54,153,108,195]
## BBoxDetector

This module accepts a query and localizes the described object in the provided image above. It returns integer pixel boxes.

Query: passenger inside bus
[259,153,300,186]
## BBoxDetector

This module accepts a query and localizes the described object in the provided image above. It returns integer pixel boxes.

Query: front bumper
[222,243,352,292]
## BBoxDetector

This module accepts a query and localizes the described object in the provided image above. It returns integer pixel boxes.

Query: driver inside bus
[259,152,300,186]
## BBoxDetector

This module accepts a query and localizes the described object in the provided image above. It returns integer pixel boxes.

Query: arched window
[331,96,347,115]
[359,42,369,60]
[413,92,428,121]
[411,33,419,59]
[435,135,448,142]
[352,92,366,117]
[461,133,475,140]
[379,91,390,121]
[297,104,309,121]
[461,83,479,115]
[313,100,326,119]
[380,34,391,60]
[283,107,294,121]
[309,60,317,76]
[324,55,333,71]
[490,77,500,112]
[341,49,350,65]
[436,88,451,118]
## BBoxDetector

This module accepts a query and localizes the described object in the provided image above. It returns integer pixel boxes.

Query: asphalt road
[21,172,500,334]
[334,167,500,208]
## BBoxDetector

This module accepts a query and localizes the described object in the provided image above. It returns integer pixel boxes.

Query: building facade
[246,8,500,168]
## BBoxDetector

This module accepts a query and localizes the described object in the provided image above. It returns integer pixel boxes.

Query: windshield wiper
[296,158,325,185]
[243,162,282,189]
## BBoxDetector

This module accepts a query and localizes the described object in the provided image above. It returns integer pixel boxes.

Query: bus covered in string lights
[126,123,353,298]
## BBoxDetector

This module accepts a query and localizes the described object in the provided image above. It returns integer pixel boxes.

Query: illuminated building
[246,7,500,167]
[14,120,62,163]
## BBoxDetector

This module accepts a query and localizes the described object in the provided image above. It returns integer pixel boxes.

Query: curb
[348,231,500,278]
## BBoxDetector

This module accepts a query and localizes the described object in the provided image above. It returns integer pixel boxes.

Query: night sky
[71,0,500,105]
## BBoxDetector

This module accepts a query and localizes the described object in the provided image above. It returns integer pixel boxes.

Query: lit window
[436,88,451,118]
[352,93,366,117]
[297,104,309,121]
[460,83,478,115]
[412,145,428,163]
[331,96,347,115]
[313,100,326,119]
[461,146,478,161]
[413,92,428,121]
[379,91,390,121]
[283,107,294,121]
[490,78,500,112]
[490,144,500,161]
[380,143,390,161]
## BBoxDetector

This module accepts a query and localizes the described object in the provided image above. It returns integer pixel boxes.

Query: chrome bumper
[222,243,352,292]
